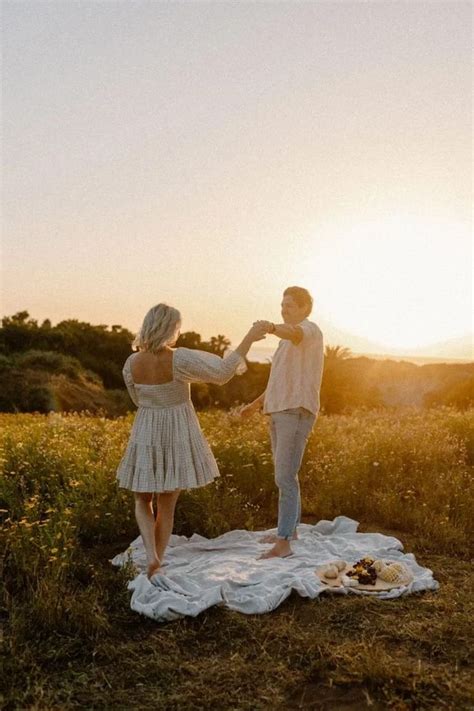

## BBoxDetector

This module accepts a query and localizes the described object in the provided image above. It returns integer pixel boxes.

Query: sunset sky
[2,1,472,359]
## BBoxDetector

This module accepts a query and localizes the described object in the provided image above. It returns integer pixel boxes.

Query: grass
[1,408,473,709]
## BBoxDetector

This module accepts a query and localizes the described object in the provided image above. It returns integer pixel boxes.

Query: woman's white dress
[116,348,246,492]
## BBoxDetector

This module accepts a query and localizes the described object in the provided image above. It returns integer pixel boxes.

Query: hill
[1,311,472,414]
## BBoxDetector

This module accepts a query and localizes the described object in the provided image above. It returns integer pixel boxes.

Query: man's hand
[236,401,260,419]
[253,320,274,333]
[254,321,303,345]
[247,322,268,342]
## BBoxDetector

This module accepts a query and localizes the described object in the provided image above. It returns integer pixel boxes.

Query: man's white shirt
[263,319,324,416]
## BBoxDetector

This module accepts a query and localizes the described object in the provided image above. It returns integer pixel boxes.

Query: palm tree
[324,345,352,362]
[209,334,231,357]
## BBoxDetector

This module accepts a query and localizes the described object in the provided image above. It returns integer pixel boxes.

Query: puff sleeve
[122,357,139,407]
[173,348,247,385]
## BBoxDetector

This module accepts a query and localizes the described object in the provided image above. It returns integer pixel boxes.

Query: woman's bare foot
[259,539,294,559]
[259,532,298,544]
[147,558,161,579]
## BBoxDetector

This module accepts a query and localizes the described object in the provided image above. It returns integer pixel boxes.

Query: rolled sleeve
[173,348,247,385]
[299,320,320,342]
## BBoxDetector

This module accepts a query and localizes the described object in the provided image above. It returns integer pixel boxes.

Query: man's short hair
[283,286,313,317]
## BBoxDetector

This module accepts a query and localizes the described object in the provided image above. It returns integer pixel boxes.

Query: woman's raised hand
[253,320,273,332]
[247,322,268,342]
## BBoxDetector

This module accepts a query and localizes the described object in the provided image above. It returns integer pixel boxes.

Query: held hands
[253,320,275,334]
[247,322,268,342]
[247,320,275,342]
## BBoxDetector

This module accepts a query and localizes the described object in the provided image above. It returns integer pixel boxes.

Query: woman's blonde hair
[132,303,181,353]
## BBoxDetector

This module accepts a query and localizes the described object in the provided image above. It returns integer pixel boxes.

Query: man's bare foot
[259,532,298,544]
[259,539,293,559]
[147,558,161,579]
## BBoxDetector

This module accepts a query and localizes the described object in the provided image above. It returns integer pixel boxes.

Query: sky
[2,0,472,359]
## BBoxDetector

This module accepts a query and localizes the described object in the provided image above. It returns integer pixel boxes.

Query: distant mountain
[403,333,473,360]
[311,318,473,361]
[248,326,473,364]
[318,320,390,356]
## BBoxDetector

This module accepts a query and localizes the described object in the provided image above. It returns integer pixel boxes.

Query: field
[1,408,473,710]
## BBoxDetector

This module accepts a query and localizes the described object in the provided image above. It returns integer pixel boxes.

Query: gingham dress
[116,348,246,492]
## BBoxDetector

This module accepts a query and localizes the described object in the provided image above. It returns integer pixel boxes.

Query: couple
[116,286,324,578]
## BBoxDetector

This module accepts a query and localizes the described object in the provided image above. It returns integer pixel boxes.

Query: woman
[116,303,266,579]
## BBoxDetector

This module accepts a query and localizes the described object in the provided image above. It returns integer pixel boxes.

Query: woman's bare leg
[133,492,161,577]
[154,490,181,563]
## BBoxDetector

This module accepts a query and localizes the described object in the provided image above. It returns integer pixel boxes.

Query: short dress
[116,347,246,492]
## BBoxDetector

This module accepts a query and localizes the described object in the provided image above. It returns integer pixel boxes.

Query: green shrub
[17,350,84,380]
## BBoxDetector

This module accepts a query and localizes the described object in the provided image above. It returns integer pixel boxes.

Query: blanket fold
[111,516,439,621]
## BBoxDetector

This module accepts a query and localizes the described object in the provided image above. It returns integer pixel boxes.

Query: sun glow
[304,216,471,351]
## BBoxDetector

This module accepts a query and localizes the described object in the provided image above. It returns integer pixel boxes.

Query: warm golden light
[302,215,471,351]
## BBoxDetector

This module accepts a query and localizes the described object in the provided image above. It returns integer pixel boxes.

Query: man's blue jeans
[270,408,316,540]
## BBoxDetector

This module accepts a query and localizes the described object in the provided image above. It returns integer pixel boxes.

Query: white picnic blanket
[110,516,439,622]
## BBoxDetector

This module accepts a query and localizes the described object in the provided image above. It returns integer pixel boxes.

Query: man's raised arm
[253,320,303,345]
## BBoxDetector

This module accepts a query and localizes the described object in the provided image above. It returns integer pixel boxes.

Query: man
[240,286,324,559]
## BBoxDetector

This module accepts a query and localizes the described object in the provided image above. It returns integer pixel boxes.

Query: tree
[0,311,39,352]
[176,332,203,350]
[209,335,231,357]
[324,344,352,362]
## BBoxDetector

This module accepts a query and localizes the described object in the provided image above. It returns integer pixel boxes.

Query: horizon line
[2,310,472,361]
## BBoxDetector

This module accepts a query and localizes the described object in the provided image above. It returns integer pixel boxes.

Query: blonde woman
[116,303,266,579]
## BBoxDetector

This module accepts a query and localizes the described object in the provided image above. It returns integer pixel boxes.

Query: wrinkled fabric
[110,516,439,622]
[116,349,246,492]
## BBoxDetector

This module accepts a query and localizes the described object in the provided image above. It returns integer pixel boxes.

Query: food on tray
[373,560,411,585]
[346,557,377,585]
[321,564,339,578]
[318,556,412,589]
[319,560,347,578]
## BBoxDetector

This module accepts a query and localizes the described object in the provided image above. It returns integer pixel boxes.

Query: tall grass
[1,408,473,645]
[302,408,474,552]
[1,408,473,710]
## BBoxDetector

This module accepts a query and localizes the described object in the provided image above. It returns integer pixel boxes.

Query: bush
[424,376,474,410]
[24,385,55,413]
[17,350,84,380]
